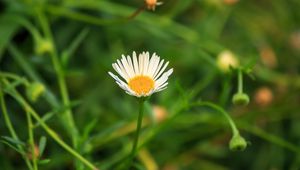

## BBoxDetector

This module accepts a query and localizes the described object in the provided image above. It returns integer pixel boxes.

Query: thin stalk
[130,99,145,158]
[237,69,243,94]
[119,99,145,170]
[26,110,38,170]
[2,79,98,170]
[188,101,239,136]
[36,9,79,147]
[0,82,33,170]
[140,100,240,151]
[0,72,30,86]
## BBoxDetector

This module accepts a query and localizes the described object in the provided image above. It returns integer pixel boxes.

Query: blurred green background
[1,0,300,170]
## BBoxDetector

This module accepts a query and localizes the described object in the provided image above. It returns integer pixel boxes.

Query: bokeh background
[1,0,300,170]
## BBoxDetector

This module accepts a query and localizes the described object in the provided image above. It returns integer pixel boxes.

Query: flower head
[109,51,173,97]
[217,50,239,72]
[145,0,163,11]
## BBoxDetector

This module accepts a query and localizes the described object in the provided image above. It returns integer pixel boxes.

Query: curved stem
[0,82,33,170]
[140,100,241,153]
[0,72,29,86]
[190,101,239,136]
[2,79,98,170]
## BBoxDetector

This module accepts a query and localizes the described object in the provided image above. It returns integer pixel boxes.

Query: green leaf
[33,100,81,127]
[0,140,25,154]
[1,136,26,146]
[62,27,90,66]
[38,136,47,158]
[38,159,51,165]
[0,14,21,60]
[81,118,98,143]
[243,54,259,72]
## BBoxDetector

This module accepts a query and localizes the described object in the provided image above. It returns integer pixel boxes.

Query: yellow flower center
[128,76,154,95]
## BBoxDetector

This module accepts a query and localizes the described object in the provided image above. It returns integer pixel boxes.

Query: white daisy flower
[108,51,173,97]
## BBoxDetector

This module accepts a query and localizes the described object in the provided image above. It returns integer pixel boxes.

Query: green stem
[195,102,239,136]
[2,79,98,170]
[140,100,240,151]
[0,72,30,86]
[190,101,239,136]
[36,9,79,147]
[131,99,145,158]
[26,110,38,170]
[120,99,145,170]
[8,44,59,108]
[237,68,243,94]
[0,82,33,170]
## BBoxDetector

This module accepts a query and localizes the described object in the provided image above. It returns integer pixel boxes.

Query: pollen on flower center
[128,76,155,95]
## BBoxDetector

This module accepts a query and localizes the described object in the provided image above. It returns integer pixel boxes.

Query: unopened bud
[217,50,239,73]
[254,87,273,107]
[35,38,53,55]
[232,93,250,106]
[145,0,163,10]
[153,105,168,122]
[26,82,45,102]
[28,144,40,160]
[229,134,247,151]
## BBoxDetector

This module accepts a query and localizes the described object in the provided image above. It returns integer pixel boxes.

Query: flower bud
[35,38,53,55]
[26,82,45,102]
[229,134,247,151]
[217,50,239,73]
[27,144,40,160]
[145,0,163,10]
[153,105,168,122]
[254,87,273,107]
[232,93,250,106]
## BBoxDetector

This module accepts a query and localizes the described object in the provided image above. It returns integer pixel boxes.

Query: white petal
[127,55,136,75]
[139,53,144,75]
[152,59,164,79]
[132,51,139,75]
[125,90,136,96]
[108,72,127,87]
[116,81,134,94]
[109,72,137,95]
[155,68,173,88]
[148,56,160,78]
[112,63,129,82]
[143,52,150,75]
[121,55,134,78]
[154,61,169,80]
[147,53,157,77]
[145,89,154,96]
[154,86,167,93]
[116,59,130,80]
[156,82,168,90]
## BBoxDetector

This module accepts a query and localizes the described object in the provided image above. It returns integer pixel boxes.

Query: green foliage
[1,0,300,170]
